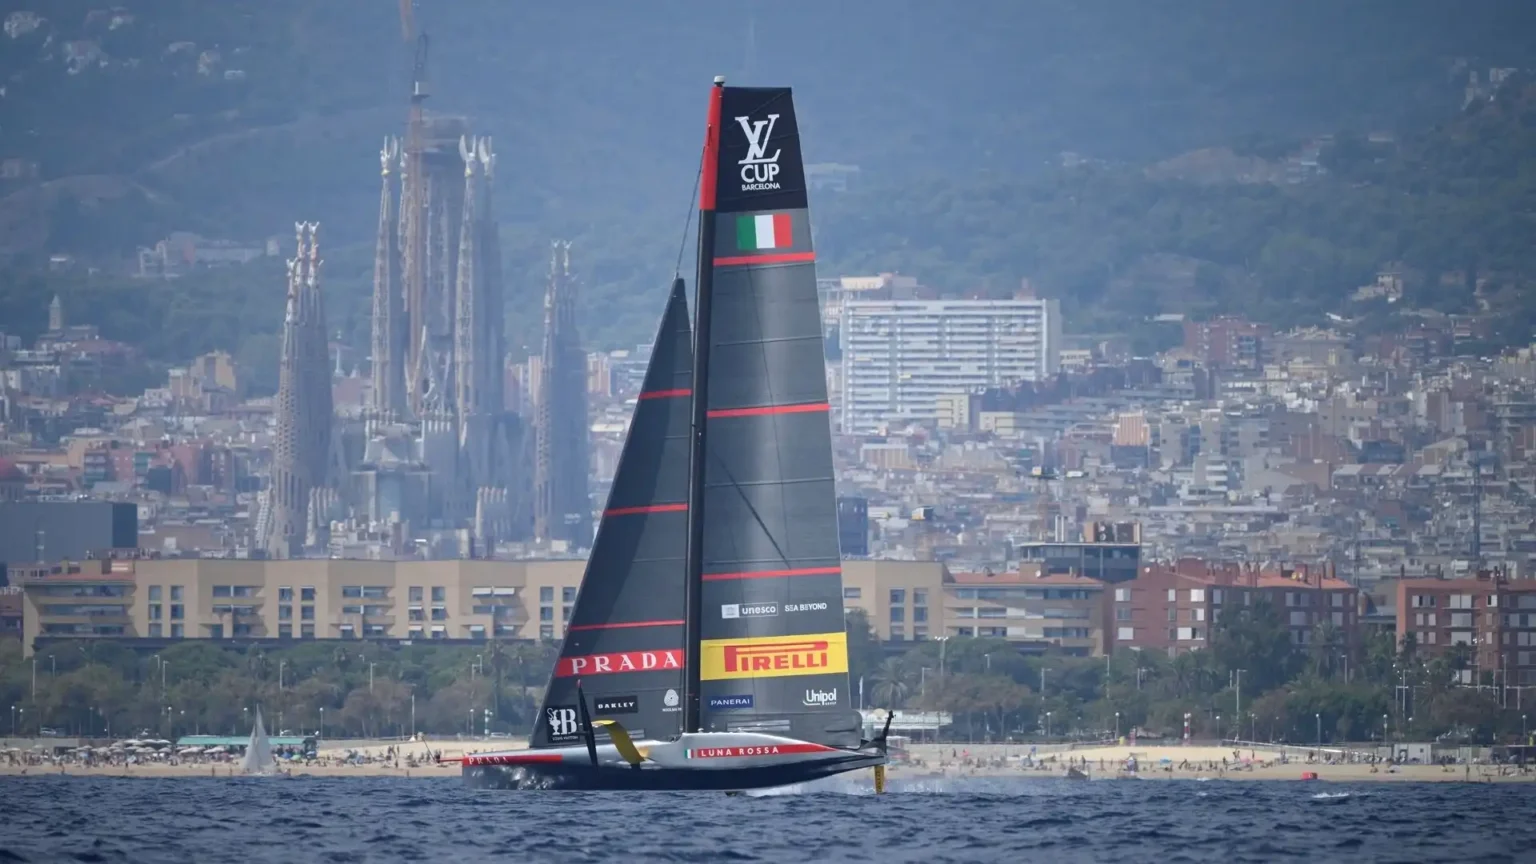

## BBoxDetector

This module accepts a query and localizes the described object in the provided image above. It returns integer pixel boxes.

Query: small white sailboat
[240,707,279,775]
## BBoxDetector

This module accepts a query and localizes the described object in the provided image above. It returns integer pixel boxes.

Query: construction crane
[398,0,427,172]
[1029,466,1058,542]
[398,0,429,412]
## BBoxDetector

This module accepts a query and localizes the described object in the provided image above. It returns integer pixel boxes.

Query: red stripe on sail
[701,566,842,582]
[567,619,685,632]
[714,251,817,267]
[700,83,724,211]
[707,402,830,419]
[638,388,691,400]
[603,503,688,517]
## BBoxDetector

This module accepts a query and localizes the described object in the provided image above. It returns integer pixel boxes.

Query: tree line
[0,638,555,740]
[844,604,1531,746]
[9,79,1536,391]
[3,602,1529,745]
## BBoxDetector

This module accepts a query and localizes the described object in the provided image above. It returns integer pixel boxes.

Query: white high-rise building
[838,298,1061,434]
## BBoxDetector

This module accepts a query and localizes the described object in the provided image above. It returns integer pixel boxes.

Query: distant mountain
[3,0,1536,355]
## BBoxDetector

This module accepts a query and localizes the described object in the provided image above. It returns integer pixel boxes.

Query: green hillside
[3,1,1536,372]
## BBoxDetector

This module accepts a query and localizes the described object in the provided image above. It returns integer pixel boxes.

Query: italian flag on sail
[736,213,793,251]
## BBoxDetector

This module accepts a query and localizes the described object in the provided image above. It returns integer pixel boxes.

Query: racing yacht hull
[460,731,886,791]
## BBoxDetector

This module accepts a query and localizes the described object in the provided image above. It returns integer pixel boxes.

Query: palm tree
[869,657,910,709]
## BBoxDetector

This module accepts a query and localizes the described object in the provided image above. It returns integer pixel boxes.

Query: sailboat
[240,707,279,775]
[459,78,891,791]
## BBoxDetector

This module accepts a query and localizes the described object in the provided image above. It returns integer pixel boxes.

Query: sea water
[3,775,1532,863]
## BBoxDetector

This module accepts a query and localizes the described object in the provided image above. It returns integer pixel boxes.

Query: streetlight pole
[1040,667,1050,698]
[1045,711,1052,739]
[1315,712,1321,748]
[1114,711,1120,740]
[1233,669,1246,734]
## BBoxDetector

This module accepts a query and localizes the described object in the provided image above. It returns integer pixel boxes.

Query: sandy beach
[3,741,1532,782]
[896,744,1536,784]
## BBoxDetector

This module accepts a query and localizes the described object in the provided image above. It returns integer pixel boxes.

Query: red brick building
[1394,571,1536,687]
[1112,560,1358,657]
[1182,316,1270,371]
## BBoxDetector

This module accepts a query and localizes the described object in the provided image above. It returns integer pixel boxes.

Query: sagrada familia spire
[262,223,332,559]
[356,125,526,551]
[258,24,555,559]
[534,240,591,545]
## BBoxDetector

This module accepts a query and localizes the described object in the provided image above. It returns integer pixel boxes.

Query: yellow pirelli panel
[699,632,849,681]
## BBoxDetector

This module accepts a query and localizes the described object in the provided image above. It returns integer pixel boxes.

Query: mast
[682,76,726,735]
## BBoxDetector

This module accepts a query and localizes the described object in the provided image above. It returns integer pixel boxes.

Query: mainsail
[529,278,694,748]
[688,86,859,747]
[240,707,278,775]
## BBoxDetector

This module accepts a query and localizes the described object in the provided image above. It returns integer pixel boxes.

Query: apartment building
[840,560,947,642]
[0,588,21,642]
[1394,572,1536,686]
[838,298,1061,433]
[1015,522,1142,584]
[1114,561,1359,657]
[15,557,586,654]
[1182,316,1269,371]
[946,567,1108,656]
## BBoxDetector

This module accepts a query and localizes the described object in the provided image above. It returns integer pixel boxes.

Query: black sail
[692,86,859,747]
[529,279,693,748]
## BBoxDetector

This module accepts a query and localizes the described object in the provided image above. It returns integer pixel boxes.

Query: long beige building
[16,557,586,653]
[15,558,954,654]
[18,557,1124,656]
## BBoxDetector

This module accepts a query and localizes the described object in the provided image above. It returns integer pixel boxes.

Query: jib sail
[686,84,860,748]
[529,278,694,748]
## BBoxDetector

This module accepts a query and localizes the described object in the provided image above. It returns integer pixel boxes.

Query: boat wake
[746,774,1041,796]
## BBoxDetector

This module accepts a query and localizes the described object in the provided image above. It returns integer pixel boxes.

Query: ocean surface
[4,775,1534,863]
